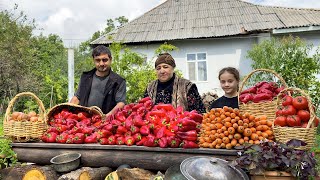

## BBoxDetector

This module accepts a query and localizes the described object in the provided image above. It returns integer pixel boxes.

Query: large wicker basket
[3,92,47,142]
[239,69,287,120]
[273,87,316,150]
[46,103,104,121]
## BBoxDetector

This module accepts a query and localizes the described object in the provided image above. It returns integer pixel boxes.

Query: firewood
[0,165,58,180]
[116,168,155,180]
[58,167,112,180]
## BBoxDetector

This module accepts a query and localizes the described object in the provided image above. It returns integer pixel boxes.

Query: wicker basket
[239,69,287,120]
[3,92,47,142]
[273,87,316,150]
[46,103,104,121]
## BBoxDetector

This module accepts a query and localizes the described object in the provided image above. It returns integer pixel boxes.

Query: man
[70,45,126,116]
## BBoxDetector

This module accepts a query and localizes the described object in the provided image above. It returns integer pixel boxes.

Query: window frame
[186,52,208,82]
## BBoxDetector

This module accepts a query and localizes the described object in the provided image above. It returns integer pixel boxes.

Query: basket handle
[239,69,288,93]
[89,106,105,117]
[4,92,46,122]
[273,87,316,129]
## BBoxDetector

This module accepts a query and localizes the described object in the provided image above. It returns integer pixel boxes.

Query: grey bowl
[50,153,81,173]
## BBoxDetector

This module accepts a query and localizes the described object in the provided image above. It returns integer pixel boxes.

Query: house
[91,0,320,95]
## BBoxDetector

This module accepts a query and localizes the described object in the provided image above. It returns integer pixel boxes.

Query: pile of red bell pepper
[42,97,202,149]
[239,81,285,104]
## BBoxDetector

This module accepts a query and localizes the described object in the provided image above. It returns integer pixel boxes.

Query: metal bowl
[164,164,187,180]
[50,153,81,173]
[180,156,249,180]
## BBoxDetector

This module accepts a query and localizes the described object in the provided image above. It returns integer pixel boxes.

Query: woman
[210,67,240,109]
[144,53,206,113]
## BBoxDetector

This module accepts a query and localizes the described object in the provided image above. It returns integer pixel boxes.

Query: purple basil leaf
[286,139,307,147]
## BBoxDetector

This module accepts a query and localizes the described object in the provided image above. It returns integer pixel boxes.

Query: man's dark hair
[92,45,112,58]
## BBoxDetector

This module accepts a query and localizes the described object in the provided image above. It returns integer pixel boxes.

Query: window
[187,53,207,81]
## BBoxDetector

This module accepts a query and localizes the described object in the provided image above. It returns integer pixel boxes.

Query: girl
[210,67,240,109]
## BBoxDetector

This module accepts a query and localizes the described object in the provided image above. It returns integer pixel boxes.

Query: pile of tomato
[274,95,319,127]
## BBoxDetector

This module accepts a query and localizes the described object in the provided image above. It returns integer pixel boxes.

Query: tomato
[282,105,296,116]
[301,122,308,128]
[292,96,308,110]
[275,106,284,117]
[274,116,287,127]
[286,115,301,127]
[297,110,310,122]
[282,95,293,106]
[315,117,319,127]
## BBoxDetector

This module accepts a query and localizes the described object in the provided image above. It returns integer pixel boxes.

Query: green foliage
[154,42,179,55]
[0,7,68,111]
[0,138,17,169]
[247,35,320,115]
[109,43,156,103]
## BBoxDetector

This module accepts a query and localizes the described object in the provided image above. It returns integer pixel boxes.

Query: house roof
[91,0,320,45]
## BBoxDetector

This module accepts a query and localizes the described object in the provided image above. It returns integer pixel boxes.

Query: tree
[0,7,68,111]
[247,35,320,114]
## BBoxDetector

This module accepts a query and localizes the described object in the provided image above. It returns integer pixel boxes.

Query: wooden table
[12,143,239,170]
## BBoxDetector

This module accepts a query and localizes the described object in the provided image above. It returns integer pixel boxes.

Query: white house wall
[125,31,320,95]
[127,37,256,95]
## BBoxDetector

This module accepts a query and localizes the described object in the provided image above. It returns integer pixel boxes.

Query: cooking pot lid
[180,156,249,180]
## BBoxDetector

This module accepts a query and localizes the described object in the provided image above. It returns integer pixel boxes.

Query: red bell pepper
[188,111,203,123]
[111,120,122,126]
[116,136,125,145]
[80,118,91,126]
[81,127,94,135]
[73,133,85,144]
[124,119,133,129]
[158,137,168,148]
[180,140,199,148]
[254,81,268,88]
[96,129,112,139]
[138,97,151,104]
[67,114,79,121]
[252,93,273,103]
[241,86,257,94]
[239,93,254,104]
[130,125,140,134]
[156,103,174,112]
[124,136,135,146]
[156,126,166,139]
[108,135,116,145]
[84,134,97,143]
[132,103,144,112]
[91,114,101,123]
[116,125,128,134]
[167,136,181,148]
[77,112,90,120]
[46,132,58,143]
[47,127,59,134]
[140,125,150,136]
[136,137,147,146]
[144,100,153,111]
[99,137,109,145]
[143,135,158,147]
[137,106,147,116]
[66,134,75,144]
[56,133,68,143]
[133,133,142,142]
[133,115,147,127]
[176,130,198,141]
[257,88,273,95]
[115,111,126,122]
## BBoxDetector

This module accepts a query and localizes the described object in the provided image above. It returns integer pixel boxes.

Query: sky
[1,0,320,47]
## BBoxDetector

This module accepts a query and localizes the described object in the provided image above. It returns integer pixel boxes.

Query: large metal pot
[180,156,249,180]
[50,152,81,173]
